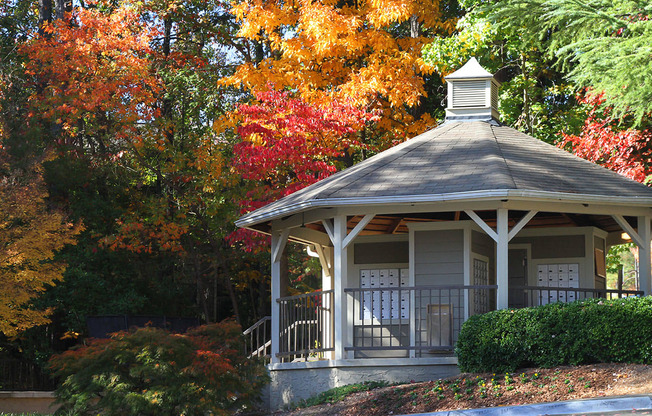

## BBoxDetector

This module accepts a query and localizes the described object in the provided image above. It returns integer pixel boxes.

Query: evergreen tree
[487,0,652,125]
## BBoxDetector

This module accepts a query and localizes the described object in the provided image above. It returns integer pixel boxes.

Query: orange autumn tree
[21,1,243,322]
[226,0,458,148]
[21,5,162,157]
[0,150,82,337]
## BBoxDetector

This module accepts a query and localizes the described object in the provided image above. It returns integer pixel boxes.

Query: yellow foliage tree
[0,152,82,337]
[226,0,458,147]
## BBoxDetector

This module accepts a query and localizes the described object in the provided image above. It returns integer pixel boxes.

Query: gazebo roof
[236,120,652,229]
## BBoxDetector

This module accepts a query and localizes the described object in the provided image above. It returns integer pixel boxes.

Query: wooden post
[333,216,348,360]
[496,209,509,309]
[270,231,282,364]
[270,229,289,364]
[638,216,651,296]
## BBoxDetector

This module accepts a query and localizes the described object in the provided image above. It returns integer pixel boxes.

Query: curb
[403,395,652,416]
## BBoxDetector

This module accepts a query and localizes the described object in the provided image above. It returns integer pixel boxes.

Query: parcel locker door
[400,269,409,319]
[388,269,400,319]
[379,269,389,320]
[361,270,372,320]
[370,270,381,319]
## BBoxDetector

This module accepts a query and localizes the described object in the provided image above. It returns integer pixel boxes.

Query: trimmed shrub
[49,319,268,416]
[456,296,652,373]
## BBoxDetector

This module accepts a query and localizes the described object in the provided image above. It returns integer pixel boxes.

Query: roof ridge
[490,124,519,190]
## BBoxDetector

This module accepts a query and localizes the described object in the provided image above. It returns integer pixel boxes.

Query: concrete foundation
[0,391,60,414]
[264,357,459,410]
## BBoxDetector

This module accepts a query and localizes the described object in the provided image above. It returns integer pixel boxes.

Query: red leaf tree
[560,92,651,183]
[230,88,378,249]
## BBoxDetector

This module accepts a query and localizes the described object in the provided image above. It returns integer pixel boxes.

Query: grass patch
[295,380,393,408]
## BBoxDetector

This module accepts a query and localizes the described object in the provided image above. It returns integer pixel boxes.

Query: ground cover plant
[49,319,268,416]
[456,297,652,373]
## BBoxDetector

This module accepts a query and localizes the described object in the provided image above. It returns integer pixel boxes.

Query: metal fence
[277,290,334,363]
[512,286,642,306]
[0,358,56,391]
[344,285,497,358]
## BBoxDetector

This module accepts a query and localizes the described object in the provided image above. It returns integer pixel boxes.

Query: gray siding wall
[414,229,464,285]
[511,235,585,259]
[354,241,409,264]
[471,230,493,259]
[594,235,605,253]
[472,230,495,284]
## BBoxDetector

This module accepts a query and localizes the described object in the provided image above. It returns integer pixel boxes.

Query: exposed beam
[454,211,461,221]
[387,217,403,234]
[321,219,335,244]
[465,210,498,242]
[612,215,644,248]
[563,213,594,228]
[270,208,335,230]
[508,210,538,240]
[288,227,331,247]
[342,214,375,249]
[271,228,290,264]
[314,244,332,278]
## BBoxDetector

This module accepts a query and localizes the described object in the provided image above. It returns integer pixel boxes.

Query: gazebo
[237,58,652,409]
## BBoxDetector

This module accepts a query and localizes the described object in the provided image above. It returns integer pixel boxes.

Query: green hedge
[456,296,652,373]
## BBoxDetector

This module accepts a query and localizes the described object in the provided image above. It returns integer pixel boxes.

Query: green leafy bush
[456,297,652,373]
[49,319,268,416]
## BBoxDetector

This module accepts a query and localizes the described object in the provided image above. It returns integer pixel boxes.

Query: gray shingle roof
[237,121,652,227]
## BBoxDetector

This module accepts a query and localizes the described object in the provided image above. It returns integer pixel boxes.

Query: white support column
[318,245,335,358]
[270,230,287,364]
[333,216,348,360]
[638,216,651,296]
[496,209,509,309]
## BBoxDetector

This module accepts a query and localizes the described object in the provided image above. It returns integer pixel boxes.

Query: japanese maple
[560,92,651,183]
[229,88,377,248]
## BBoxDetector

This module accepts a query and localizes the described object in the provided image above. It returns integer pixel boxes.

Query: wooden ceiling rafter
[288,211,620,242]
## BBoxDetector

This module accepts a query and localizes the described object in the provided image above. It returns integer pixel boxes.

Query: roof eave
[235,189,652,228]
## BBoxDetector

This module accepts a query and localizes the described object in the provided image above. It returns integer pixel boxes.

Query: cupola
[444,57,500,122]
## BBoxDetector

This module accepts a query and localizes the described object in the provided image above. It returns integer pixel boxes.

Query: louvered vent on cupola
[445,58,500,122]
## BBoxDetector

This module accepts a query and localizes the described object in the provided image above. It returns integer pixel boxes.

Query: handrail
[277,289,333,303]
[345,284,498,292]
[243,316,271,336]
[509,285,642,296]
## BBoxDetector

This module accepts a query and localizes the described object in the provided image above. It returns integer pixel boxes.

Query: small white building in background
[237,58,652,410]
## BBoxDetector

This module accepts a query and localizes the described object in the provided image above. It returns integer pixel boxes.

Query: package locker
[360,268,410,320]
[388,269,400,319]
[400,269,409,319]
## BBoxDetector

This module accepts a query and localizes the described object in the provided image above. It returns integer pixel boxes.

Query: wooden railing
[277,290,334,363]
[243,316,271,362]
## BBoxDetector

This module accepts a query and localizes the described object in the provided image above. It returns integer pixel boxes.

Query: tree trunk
[54,0,72,21]
[38,0,53,36]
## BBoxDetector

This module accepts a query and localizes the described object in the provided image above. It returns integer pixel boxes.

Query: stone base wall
[0,391,60,414]
[263,357,459,411]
